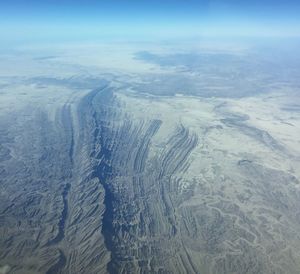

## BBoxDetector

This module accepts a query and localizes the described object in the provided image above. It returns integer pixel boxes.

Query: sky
[1,0,300,44]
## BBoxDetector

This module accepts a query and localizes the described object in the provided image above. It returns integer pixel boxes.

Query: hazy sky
[1,0,300,44]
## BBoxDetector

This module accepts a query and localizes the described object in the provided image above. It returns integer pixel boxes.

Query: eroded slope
[1,82,300,274]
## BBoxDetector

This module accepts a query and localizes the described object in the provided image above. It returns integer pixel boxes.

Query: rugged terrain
[1,42,300,273]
